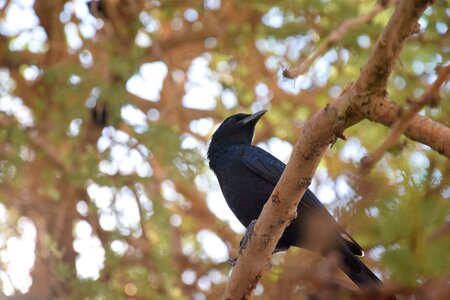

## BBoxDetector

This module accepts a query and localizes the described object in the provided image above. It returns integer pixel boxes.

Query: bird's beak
[239,109,267,125]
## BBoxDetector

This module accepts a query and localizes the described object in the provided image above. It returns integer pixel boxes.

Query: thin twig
[360,64,450,174]
[283,1,390,79]
[0,0,12,18]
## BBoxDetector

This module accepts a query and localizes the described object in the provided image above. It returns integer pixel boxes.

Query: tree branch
[367,96,450,157]
[361,64,450,173]
[224,0,432,298]
[284,1,391,79]
[0,0,12,19]
[355,0,424,95]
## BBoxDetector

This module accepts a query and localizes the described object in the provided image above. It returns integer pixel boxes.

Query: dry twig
[283,1,390,79]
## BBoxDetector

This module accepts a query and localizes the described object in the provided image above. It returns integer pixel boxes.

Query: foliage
[0,0,449,299]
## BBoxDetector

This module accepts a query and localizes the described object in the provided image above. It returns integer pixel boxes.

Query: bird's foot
[227,220,257,267]
[239,219,257,255]
[227,256,238,266]
[227,254,271,269]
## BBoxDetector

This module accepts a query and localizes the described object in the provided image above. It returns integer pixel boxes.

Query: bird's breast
[214,159,275,227]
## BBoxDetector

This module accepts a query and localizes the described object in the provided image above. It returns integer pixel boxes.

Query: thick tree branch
[361,64,450,173]
[284,1,391,78]
[367,96,450,157]
[355,0,424,95]
[224,0,432,298]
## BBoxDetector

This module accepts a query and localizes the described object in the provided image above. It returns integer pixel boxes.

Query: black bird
[208,110,382,289]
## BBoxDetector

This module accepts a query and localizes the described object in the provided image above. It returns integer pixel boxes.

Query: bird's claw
[228,255,270,269]
[227,256,238,266]
[239,219,257,255]
[227,220,257,267]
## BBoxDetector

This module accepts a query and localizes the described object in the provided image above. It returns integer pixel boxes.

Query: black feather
[208,110,383,289]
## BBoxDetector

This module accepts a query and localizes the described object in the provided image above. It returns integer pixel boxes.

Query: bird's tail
[339,248,397,300]
[340,249,381,288]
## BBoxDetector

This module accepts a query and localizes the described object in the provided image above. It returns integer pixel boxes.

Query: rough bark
[367,96,450,159]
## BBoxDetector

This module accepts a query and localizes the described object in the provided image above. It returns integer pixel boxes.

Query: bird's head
[208,110,267,159]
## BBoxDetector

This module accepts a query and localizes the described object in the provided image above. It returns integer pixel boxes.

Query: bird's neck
[207,141,229,165]
[207,142,246,170]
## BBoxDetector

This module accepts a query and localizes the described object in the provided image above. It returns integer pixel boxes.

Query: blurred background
[0,0,449,299]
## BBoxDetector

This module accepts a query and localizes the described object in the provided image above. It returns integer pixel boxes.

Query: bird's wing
[242,146,285,184]
[242,146,364,256]
[303,189,364,256]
